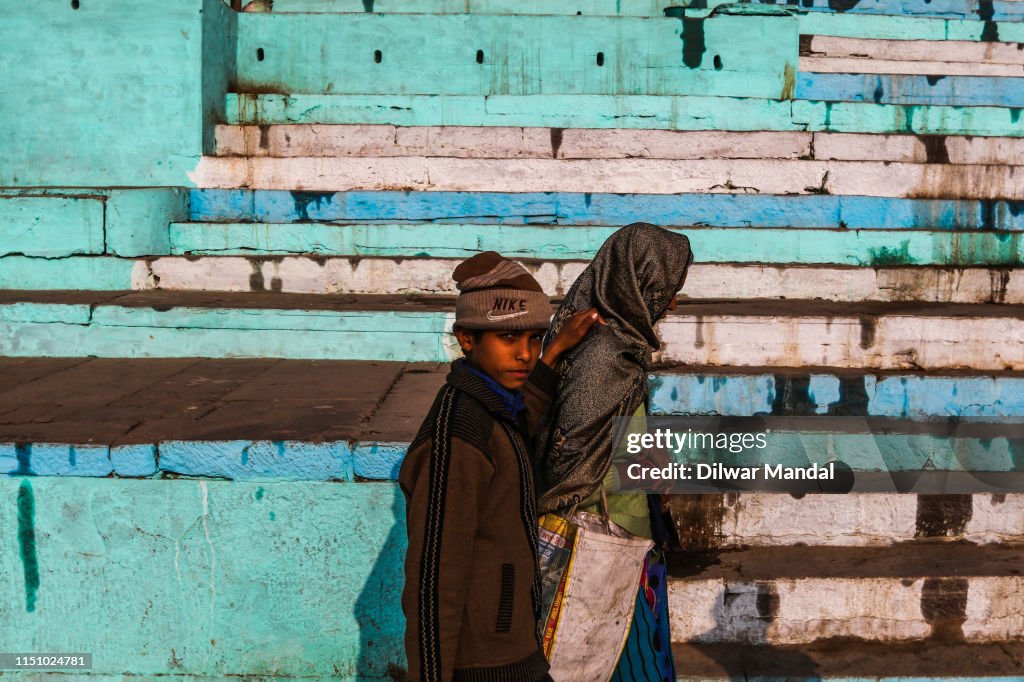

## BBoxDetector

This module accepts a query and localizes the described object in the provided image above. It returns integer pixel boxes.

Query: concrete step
[215,124,1024,165]
[4,354,1024,488]
[667,493,1024,548]
[142,257,1024,304]
[672,640,1024,679]
[169,224,1024,267]
[190,155,1024,199]
[188,189,1024,230]
[801,11,1024,43]
[667,545,1024,645]
[225,93,1024,136]
[801,57,1024,78]
[801,35,1024,66]
[7,255,1024,304]
[2,291,1024,370]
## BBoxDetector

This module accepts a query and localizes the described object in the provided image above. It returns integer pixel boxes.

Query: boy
[399,252,600,682]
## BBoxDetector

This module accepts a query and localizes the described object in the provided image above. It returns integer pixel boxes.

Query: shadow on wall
[354,487,410,682]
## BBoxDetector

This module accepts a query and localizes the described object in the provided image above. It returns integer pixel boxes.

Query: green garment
[577,404,652,539]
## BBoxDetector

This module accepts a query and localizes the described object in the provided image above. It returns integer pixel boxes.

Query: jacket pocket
[496,563,515,632]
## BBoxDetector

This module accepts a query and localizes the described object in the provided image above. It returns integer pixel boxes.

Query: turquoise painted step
[188,190,1024,231]
[170,223,1024,266]
[226,93,1024,137]
[799,73,1024,108]
[236,13,796,99]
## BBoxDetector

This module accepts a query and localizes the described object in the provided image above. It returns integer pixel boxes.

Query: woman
[536,222,694,681]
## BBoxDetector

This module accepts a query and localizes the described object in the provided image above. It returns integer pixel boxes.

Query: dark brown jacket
[399,359,558,682]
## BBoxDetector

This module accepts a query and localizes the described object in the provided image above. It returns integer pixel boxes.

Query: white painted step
[215,123,1024,165]
[667,546,1024,644]
[143,256,1024,305]
[655,302,1024,371]
[667,493,1024,548]
[189,155,1024,199]
[801,35,1024,66]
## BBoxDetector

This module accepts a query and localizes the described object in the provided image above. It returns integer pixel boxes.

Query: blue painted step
[799,73,1024,108]
[189,190,1024,231]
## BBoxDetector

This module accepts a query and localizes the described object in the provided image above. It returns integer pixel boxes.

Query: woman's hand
[541,308,606,367]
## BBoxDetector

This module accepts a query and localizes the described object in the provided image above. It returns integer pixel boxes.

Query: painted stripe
[799,73,1024,108]
[801,35,1024,65]
[215,125,1024,165]
[143,257,1024,303]
[187,190,1024,231]
[189,156,1024,199]
[801,56,1024,77]
[3,301,1023,369]
[226,93,1024,137]
[669,576,1024,644]
[169,223,1024,267]
[648,373,1024,418]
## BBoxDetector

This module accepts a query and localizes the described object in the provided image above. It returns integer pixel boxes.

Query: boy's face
[455,328,546,390]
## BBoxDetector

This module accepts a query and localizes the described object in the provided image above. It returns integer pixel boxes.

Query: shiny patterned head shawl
[535,223,694,514]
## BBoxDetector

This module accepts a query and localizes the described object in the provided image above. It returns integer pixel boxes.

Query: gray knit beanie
[453,252,553,330]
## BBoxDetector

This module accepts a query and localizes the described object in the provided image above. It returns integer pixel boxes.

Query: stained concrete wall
[0,0,236,187]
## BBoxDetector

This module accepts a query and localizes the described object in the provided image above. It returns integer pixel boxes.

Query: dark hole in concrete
[476,49,484,64]
[576,10,582,14]
[374,49,382,64]
[256,48,264,62]
[713,54,723,70]
[596,52,605,66]
[71,0,80,8]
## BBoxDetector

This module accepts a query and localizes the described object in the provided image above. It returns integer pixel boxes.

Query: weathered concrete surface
[0,477,407,679]
[188,156,1024,199]
[800,73,1024,108]
[0,196,104,258]
[216,124,1024,165]
[667,545,1024,643]
[142,257,1024,304]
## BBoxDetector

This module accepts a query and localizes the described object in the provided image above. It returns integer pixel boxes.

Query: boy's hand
[541,308,606,367]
